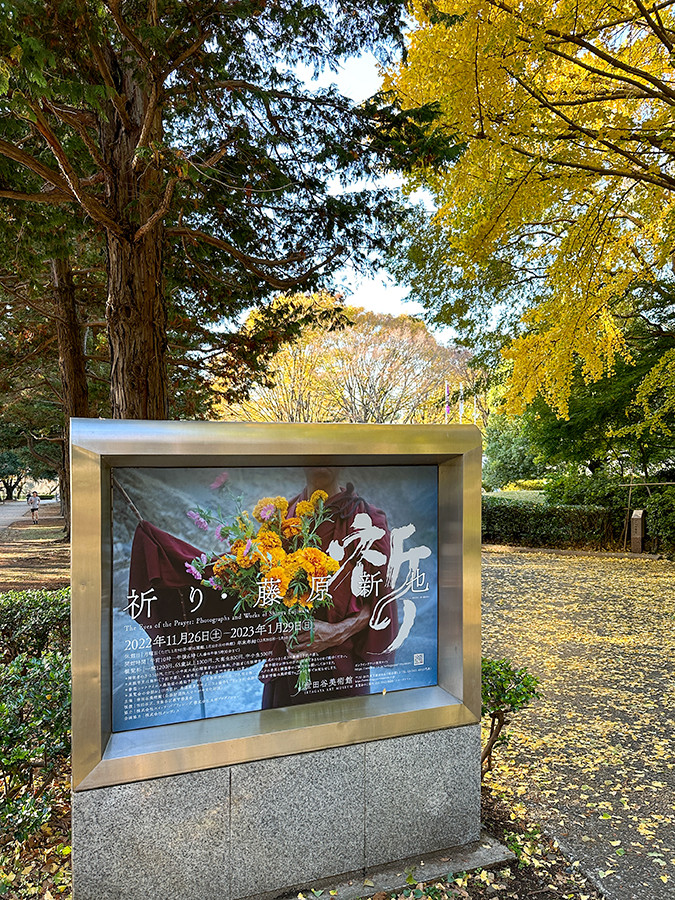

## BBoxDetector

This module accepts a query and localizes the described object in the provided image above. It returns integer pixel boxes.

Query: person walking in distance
[27,491,40,524]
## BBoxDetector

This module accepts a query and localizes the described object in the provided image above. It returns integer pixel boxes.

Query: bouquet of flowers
[186,488,339,691]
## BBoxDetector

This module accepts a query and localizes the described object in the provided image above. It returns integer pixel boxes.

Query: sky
[296,54,429,320]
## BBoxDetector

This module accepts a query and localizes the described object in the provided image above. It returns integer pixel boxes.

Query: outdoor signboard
[71,421,481,792]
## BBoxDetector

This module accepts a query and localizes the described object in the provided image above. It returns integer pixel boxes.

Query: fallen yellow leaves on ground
[482,550,675,896]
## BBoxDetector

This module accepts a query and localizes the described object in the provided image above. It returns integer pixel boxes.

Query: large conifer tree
[0,0,411,418]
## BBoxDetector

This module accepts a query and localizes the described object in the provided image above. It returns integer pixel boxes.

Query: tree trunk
[100,52,168,420]
[1,478,22,502]
[106,228,168,419]
[50,255,91,537]
[51,257,90,422]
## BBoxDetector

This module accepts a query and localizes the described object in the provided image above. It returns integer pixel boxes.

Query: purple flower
[215,524,228,543]
[244,538,252,556]
[209,471,229,491]
[185,562,202,580]
[186,509,209,531]
[208,577,220,590]
[259,503,276,522]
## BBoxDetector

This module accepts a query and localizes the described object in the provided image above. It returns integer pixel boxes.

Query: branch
[163,30,210,78]
[487,0,675,102]
[43,103,97,128]
[505,71,675,189]
[133,177,178,241]
[548,28,675,103]
[87,35,133,132]
[0,138,74,196]
[508,69,658,172]
[474,20,485,138]
[167,226,343,289]
[506,140,675,190]
[168,226,308,268]
[28,103,124,234]
[0,188,73,204]
[542,43,675,107]
[549,87,653,106]
[105,0,152,66]
[631,0,674,52]
[45,101,110,176]
[132,81,161,170]
[26,432,63,470]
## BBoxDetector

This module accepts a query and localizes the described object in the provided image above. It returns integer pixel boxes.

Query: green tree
[0,422,58,502]
[0,0,424,420]
[0,450,27,502]
[525,350,675,481]
[483,414,548,491]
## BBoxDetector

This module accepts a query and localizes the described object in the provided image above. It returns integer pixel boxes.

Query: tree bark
[50,255,91,536]
[106,227,168,419]
[100,50,168,420]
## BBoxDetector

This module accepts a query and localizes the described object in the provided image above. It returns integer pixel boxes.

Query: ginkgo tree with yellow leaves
[387,0,675,431]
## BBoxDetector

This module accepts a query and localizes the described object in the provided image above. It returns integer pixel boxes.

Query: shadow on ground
[0,504,69,591]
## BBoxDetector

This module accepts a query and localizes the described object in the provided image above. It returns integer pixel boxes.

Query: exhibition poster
[111,465,439,731]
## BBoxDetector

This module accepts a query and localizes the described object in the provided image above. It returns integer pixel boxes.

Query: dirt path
[0,503,70,591]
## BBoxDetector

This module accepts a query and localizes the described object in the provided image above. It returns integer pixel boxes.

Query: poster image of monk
[111,465,439,732]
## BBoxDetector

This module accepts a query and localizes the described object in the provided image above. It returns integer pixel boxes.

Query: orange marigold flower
[281,516,302,538]
[213,558,229,577]
[310,490,328,505]
[299,546,337,577]
[295,500,315,517]
[260,546,287,572]
[274,496,289,515]
[257,530,282,549]
[325,555,339,574]
[266,565,291,594]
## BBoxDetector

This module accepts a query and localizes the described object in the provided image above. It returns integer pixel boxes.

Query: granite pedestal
[72,724,480,900]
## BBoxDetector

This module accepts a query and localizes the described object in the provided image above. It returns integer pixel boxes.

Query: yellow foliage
[388,0,675,421]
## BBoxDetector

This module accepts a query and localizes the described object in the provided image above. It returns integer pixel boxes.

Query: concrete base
[276,834,514,900]
[72,725,480,900]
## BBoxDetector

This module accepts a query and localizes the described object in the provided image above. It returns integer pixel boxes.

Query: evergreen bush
[482,495,617,548]
[0,651,71,840]
[646,488,675,553]
[0,588,70,662]
[0,590,71,839]
[481,657,540,777]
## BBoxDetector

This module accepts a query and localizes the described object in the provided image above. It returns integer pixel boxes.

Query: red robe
[126,520,265,697]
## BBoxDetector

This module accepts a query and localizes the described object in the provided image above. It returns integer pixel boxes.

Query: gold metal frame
[71,420,481,791]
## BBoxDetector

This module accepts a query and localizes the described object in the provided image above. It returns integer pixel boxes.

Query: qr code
[413,653,424,666]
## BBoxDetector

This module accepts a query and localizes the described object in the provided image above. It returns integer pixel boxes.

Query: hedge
[0,587,70,663]
[482,495,617,549]
[0,589,71,840]
[646,488,675,553]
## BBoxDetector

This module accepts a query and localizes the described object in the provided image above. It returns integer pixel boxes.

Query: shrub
[482,495,617,548]
[0,588,70,663]
[502,479,547,492]
[0,651,71,840]
[481,657,540,778]
[543,470,636,537]
[646,488,675,554]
